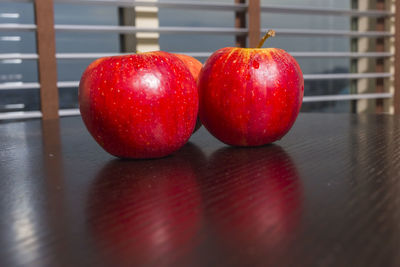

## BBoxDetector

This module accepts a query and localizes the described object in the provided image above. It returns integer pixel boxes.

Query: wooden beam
[235,0,246,47]
[119,7,137,53]
[34,0,59,120]
[375,0,385,113]
[248,0,261,48]
[395,0,400,114]
[350,0,358,113]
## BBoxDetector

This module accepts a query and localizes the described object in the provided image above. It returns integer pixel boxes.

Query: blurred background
[0,0,396,119]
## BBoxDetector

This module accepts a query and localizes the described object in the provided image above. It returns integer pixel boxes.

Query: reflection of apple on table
[86,144,205,266]
[204,145,303,265]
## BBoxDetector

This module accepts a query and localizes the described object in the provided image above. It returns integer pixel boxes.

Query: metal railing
[1,23,395,37]
[0,0,399,120]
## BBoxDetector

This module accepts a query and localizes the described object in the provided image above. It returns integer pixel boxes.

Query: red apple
[174,53,203,132]
[79,51,198,159]
[198,31,304,146]
[87,147,203,266]
[174,53,202,82]
[204,145,302,265]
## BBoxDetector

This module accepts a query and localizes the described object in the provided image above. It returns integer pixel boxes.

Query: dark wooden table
[1,113,400,267]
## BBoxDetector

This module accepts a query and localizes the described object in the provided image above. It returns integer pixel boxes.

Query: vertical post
[375,0,385,113]
[34,0,59,120]
[394,0,400,114]
[248,0,261,48]
[356,0,370,113]
[119,7,137,53]
[235,0,246,47]
[350,0,358,113]
[134,0,160,52]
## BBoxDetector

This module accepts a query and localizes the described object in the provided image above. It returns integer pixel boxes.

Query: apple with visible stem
[79,51,198,159]
[198,30,304,146]
[174,53,203,132]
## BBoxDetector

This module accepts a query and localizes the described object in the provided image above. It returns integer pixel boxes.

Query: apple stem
[256,30,276,48]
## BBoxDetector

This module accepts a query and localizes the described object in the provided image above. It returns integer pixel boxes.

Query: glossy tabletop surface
[0,113,400,267]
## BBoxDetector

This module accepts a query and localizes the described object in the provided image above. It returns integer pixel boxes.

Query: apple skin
[174,53,203,133]
[198,47,304,146]
[79,51,198,159]
[174,53,202,82]
[87,145,204,266]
